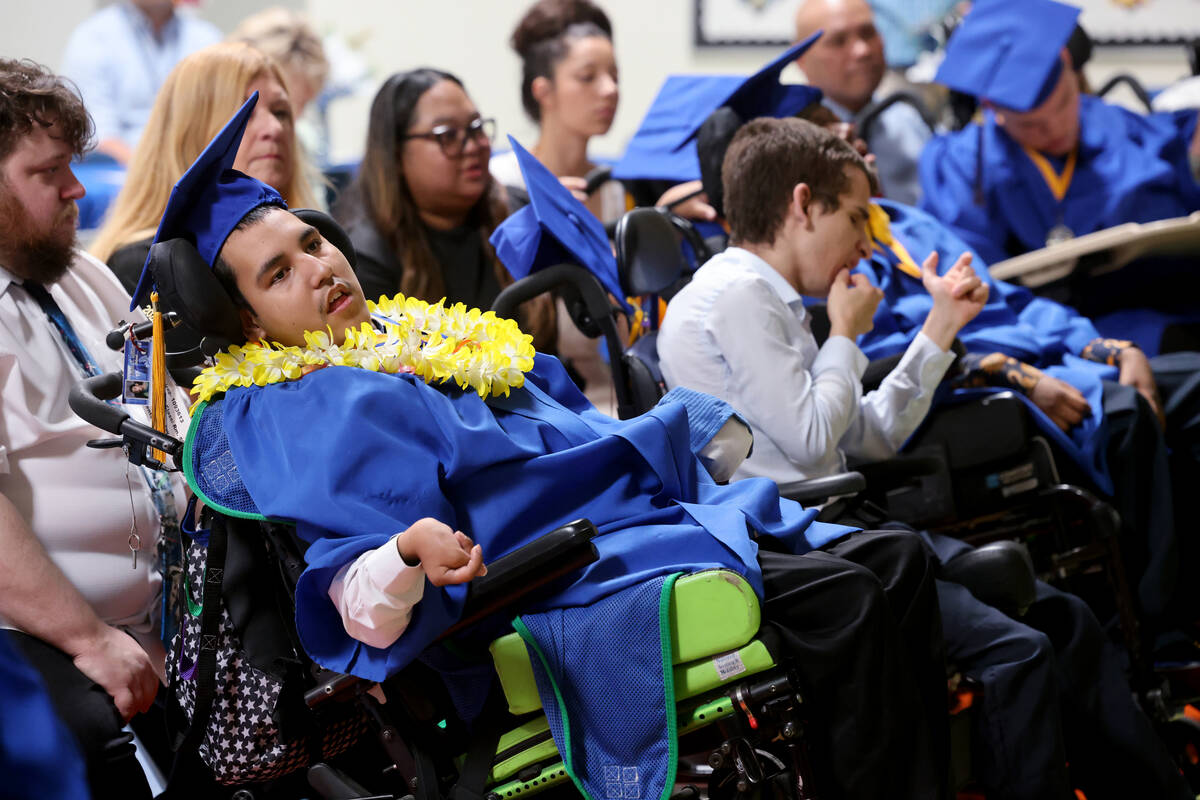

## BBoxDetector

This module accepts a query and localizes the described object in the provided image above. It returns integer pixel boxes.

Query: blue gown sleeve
[918,130,1013,266]
[219,367,466,679]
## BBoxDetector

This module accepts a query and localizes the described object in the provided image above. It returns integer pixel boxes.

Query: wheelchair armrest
[450,518,599,635]
[777,471,866,504]
[305,519,599,708]
[852,454,945,489]
[940,540,1037,617]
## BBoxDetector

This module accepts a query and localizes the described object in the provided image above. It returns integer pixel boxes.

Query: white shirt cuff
[327,534,426,650]
[901,331,958,383]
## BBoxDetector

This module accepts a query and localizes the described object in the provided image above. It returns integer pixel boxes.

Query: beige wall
[2,1,1196,165]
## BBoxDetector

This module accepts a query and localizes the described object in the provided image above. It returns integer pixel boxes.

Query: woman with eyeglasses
[334,68,557,351]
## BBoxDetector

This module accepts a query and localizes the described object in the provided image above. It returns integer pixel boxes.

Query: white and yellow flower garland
[189,294,536,411]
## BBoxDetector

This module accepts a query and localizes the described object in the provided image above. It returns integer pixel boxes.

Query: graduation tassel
[149,291,166,464]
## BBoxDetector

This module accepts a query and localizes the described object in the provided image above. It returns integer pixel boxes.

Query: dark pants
[1055,354,1200,641]
[923,527,1188,800]
[758,530,948,800]
[10,631,153,800]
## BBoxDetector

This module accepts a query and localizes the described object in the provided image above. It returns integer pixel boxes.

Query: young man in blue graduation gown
[137,95,952,800]
[660,112,1191,800]
[918,0,1200,355]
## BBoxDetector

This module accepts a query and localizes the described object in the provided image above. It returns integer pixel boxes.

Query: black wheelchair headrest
[150,237,244,354]
[697,106,744,220]
[148,208,357,355]
[614,207,684,297]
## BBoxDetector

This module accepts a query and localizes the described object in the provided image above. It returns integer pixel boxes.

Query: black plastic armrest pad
[940,540,1037,616]
[777,471,866,504]
[851,455,945,488]
[447,519,599,636]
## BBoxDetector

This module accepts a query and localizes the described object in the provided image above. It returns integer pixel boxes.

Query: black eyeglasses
[402,117,496,158]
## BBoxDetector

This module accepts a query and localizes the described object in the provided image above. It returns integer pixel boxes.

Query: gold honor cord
[1023,146,1078,202]
[149,291,166,463]
[867,204,923,280]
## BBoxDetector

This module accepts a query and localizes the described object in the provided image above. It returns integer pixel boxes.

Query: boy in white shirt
[659,116,986,482]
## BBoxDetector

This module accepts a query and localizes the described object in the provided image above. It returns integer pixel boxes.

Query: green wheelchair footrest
[490,569,762,715]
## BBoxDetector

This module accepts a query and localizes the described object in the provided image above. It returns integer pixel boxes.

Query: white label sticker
[713,650,747,681]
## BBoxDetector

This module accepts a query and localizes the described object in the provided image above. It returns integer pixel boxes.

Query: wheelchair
[493,204,1200,792]
[72,350,874,800]
[73,206,950,800]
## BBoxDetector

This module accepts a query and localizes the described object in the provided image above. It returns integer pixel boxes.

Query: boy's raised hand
[920,251,989,350]
[396,517,488,587]
[827,268,884,341]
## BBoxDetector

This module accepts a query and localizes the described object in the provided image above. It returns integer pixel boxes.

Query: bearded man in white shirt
[658,115,1193,800]
[0,59,186,798]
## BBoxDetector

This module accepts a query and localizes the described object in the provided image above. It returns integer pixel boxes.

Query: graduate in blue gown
[918,0,1200,355]
[854,196,1200,644]
[133,94,951,800]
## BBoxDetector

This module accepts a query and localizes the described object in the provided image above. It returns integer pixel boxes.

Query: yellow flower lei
[189,294,536,412]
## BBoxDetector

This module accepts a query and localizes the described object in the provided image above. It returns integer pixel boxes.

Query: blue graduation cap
[934,0,1081,112]
[490,136,632,313]
[129,92,285,310]
[612,32,824,184]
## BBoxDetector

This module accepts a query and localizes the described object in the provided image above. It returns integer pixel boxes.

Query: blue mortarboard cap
[612,33,824,183]
[934,0,1080,112]
[490,136,632,313]
[129,92,285,310]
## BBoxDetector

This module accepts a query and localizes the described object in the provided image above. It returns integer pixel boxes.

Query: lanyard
[1023,146,1078,203]
[867,204,923,279]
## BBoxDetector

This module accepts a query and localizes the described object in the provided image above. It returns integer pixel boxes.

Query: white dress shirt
[0,251,188,663]
[658,247,955,485]
[60,2,221,152]
[328,534,425,649]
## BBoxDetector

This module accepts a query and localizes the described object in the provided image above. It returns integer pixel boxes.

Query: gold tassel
[150,291,165,464]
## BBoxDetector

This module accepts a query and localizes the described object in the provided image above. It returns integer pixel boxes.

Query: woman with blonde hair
[92,41,317,293]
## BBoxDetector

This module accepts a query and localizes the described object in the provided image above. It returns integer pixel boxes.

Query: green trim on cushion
[512,616,586,798]
[657,572,681,800]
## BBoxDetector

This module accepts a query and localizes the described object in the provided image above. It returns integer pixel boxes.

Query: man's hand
[655,180,718,222]
[396,517,488,587]
[827,268,884,341]
[558,176,590,204]
[1030,374,1092,431]
[71,625,159,722]
[920,252,989,350]
[1118,347,1165,428]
